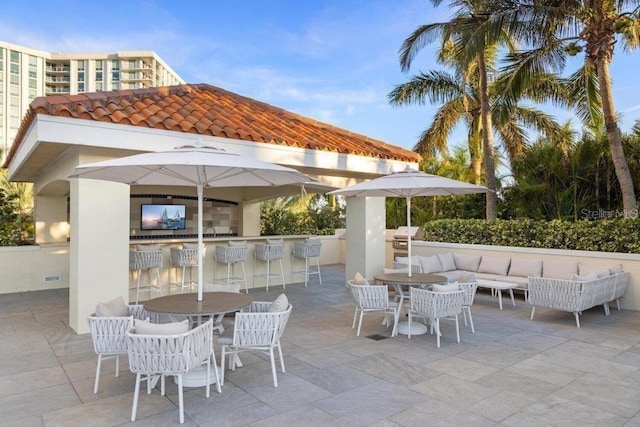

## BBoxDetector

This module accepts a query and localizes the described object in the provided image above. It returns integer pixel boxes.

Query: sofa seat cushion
[542,260,579,280]
[439,271,464,281]
[453,254,481,272]
[419,255,443,273]
[509,258,542,278]
[492,275,529,286]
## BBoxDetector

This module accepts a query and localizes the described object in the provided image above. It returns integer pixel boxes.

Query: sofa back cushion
[508,258,542,278]
[453,254,482,272]
[578,262,612,278]
[419,255,443,273]
[395,256,421,270]
[542,260,579,280]
[477,256,511,276]
[436,253,456,272]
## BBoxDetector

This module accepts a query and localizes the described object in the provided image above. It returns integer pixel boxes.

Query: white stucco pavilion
[4,84,420,333]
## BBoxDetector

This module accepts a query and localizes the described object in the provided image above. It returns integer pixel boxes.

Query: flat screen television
[141,204,186,230]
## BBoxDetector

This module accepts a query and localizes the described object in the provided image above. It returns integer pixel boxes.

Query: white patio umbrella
[70,139,315,301]
[328,166,490,277]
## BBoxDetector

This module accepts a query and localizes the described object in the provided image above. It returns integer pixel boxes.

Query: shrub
[422,218,640,253]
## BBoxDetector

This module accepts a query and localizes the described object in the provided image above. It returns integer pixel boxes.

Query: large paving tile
[250,404,351,427]
[347,352,441,387]
[244,374,332,411]
[295,364,380,394]
[0,365,69,398]
[1,383,80,424]
[389,398,496,427]
[505,357,584,386]
[314,380,424,425]
[410,373,497,409]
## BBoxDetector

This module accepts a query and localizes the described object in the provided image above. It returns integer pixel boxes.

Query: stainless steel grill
[392,226,424,251]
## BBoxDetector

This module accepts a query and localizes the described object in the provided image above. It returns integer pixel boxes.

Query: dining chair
[219,299,292,387]
[458,281,479,333]
[87,302,152,394]
[127,319,218,424]
[347,280,398,337]
[408,286,464,347]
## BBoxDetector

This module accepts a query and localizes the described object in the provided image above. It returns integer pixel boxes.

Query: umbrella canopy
[70,139,315,301]
[328,166,490,277]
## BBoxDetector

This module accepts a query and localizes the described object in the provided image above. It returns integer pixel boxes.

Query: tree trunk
[477,51,498,219]
[596,58,637,217]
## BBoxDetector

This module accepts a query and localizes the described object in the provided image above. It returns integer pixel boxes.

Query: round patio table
[143,292,252,318]
[143,292,253,387]
[373,273,447,336]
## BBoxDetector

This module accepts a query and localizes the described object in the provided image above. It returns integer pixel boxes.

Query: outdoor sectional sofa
[394,252,629,327]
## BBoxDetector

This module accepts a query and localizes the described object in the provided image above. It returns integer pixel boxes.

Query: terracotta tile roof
[5,84,420,167]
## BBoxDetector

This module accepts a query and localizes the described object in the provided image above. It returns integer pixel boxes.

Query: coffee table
[476,279,518,310]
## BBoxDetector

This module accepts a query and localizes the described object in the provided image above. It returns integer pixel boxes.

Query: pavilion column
[69,178,130,334]
[34,195,69,244]
[237,201,260,237]
[345,197,386,281]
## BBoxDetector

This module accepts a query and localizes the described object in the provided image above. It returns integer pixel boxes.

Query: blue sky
[1,0,639,154]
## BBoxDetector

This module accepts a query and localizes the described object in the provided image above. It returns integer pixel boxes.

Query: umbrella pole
[406,196,412,278]
[197,183,204,302]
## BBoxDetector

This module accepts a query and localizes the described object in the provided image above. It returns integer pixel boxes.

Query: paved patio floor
[2,264,640,426]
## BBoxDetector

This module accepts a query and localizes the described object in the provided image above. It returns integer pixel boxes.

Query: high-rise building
[0,40,184,157]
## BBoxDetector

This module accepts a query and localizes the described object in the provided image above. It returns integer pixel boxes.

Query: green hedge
[422,219,640,254]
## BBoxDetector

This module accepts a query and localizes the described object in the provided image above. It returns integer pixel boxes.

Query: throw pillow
[228,240,247,247]
[136,244,161,251]
[572,272,598,282]
[436,253,456,272]
[353,272,369,286]
[432,283,460,292]
[269,293,289,312]
[95,296,129,317]
[134,319,189,335]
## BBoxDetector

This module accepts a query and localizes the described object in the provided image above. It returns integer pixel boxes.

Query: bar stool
[129,245,163,303]
[213,241,248,293]
[291,238,322,286]
[253,239,286,291]
[169,243,205,294]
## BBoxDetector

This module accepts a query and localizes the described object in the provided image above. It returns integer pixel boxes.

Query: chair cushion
[478,256,511,276]
[572,272,598,282]
[542,260,579,280]
[229,240,247,247]
[508,258,542,278]
[436,253,456,272]
[136,244,161,251]
[419,255,443,273]
[432,283,460,292]
[353,272,369,286]
[268,293,289,312]
[266,238,284,245]
[182,242,199,249]
[95,296,129,317]
[453,254,482,272]
[134,319,189,335]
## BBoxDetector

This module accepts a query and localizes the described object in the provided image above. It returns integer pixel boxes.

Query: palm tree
[498,0,640,216]
[396,0,522,219]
